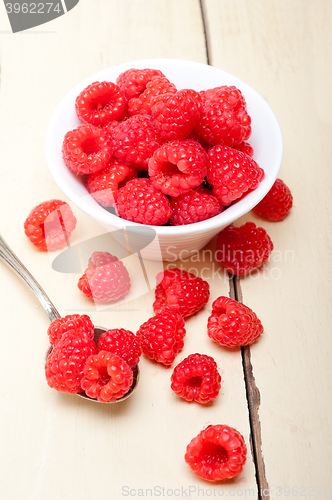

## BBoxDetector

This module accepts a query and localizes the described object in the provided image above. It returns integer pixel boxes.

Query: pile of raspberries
[44,266,266,481]
[61,67,266,226]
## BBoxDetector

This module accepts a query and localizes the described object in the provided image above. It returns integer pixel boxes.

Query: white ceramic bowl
[45,59,283,261]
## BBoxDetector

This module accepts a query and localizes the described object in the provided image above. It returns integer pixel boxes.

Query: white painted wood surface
[0,0,331,499]
[205,0,332,497]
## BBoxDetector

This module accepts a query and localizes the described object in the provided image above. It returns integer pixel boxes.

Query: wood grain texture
[204,0,332,494]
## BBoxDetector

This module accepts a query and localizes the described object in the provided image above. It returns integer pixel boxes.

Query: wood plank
[0,2,258,499]
[204,0,332,495]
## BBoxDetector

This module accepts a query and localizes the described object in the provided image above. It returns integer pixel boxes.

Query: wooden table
[0,1,331,499]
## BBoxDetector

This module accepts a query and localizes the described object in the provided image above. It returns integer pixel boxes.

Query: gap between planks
[229,275,270,500]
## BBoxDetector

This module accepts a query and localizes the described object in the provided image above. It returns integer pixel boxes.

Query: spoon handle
[0,235,61,323]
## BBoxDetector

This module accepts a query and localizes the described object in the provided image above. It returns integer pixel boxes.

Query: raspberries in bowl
[46,59,283,261]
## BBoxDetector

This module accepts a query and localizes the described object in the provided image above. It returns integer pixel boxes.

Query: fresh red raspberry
[116,68,165,100]
[153,268,210,318]
[111,114,161,168]
[86,158,137,207]
[128,76,177,116]
[75,81,127,125]
[97,328,142,369]
[136,311,186,366]
[207,145,264,206]
[47,314,94,347]
[171,353,221,404]
[62,124,112,175]
[148,140,208,197]
[185,424,247,481]
[234,141,254,157]
[45,330,96,394]
[24,199,77,250]
[215,222,274,276]
[207,296,264,347]
[151,89,203,141]
[170,187,223,226]
[116,178,172,225]
[195,85,251,147]
[78,251,131,302]
[81,351,133,402]
[253,178,293,221]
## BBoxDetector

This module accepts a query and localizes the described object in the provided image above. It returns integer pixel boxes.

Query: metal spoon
[0,234,139,403]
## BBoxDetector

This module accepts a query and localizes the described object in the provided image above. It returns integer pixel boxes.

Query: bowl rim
[45,58,283,235]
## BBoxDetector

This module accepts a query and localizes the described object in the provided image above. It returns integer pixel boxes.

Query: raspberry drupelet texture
[170,187,223,226]
[128,76,177,116]
[45,330,96,394]
[195,85,251,147]
[78,251,131,302]
[148,139,208,197]
[97,328,142,370]
[136,311,186,366]
[185,424,247,481]
[153,268,210,318]
[81,351,133,402]
[116,178,172,225]
[75,81,127,125]
[24,199,77,250]
[253,178,293,221]
[86,158,137,207]
[47,314,94,347]
[207,145,264,206]
[62,124,113,175]
[207,296,264,348]
[215,222,274,276]
[171,353,221,404]
[116,68,165,100]
[111,114,161,168]
[151,89,203,141]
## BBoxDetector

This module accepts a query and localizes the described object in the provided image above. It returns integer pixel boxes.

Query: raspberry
[75,81,127,125]
[253,178,293,221]
[207,145,264,206]
[153,268,210,318]
[148,140,208,197]
[171,353,221,404]
[128,76,177,116]
[47,314,94,347]
[78,251,131,302]
[170,187,223,226]
[234,141,254,157]
[24,199,77,250]
[151,89,203,141]
[45,330,96,394]
[136,311,186,366]
[62,124,112,175]
[97,328,142,369]
[185,424,247,481]
[111,114,161,168]
[195,85,251,147]
[116,68,165,100]
[86,158,137,207]
[81,351,133,402]
[207,296,264,347]
[116,178,172,225]
[215,222,274,276]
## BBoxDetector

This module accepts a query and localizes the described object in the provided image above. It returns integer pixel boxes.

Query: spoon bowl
[0,234,140,403]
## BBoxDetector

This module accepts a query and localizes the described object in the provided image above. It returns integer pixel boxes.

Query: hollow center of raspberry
[199,443,228,467]
[91,95,114,111]
[98,366,111,385]
[81,137,100,155]
[187,376,202,388]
